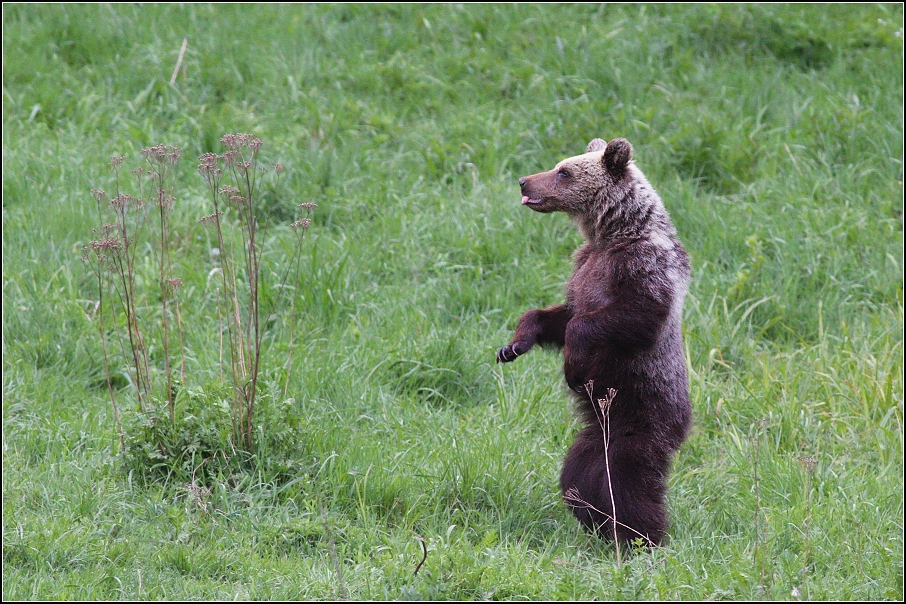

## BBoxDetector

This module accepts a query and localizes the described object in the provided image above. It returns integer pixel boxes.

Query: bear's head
[518,138,633,216]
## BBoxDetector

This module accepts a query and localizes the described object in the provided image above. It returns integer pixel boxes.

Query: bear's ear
[603,138,632,174]
[586,138,607,153]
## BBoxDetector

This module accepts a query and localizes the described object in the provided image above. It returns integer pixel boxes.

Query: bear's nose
[518,177,526,190]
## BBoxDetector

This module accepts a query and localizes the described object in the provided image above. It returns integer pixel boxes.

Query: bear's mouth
[521,196,542,206]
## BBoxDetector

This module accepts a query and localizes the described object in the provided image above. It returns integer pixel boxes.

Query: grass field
[2,4,903,600]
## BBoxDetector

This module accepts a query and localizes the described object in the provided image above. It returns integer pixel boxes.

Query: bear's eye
[557,169,571,179]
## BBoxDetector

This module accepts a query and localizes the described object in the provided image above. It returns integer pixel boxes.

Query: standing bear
[497,138,691,546]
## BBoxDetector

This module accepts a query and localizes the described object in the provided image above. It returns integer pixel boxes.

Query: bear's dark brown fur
[497,138,691,546]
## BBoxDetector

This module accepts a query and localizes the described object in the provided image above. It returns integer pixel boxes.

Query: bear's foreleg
[497,304,572,363]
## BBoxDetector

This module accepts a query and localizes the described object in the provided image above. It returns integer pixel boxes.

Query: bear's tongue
[521,196,533,205]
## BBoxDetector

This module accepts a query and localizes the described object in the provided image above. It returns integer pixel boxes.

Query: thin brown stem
[158,197,174,421]
[95,263,125,452]
[217,288,224,383]
[210,194,243,440]
[282,307,296,400]
[601,394,620,563]
[172,284,187,384]
[583,382,622,562]
[110,249,150,410]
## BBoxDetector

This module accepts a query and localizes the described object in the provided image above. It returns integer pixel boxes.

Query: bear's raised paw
[496,341,529,363]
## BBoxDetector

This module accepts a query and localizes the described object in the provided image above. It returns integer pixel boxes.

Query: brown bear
[497,137,691,546]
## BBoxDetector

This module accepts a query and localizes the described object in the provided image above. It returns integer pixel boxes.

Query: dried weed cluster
[84,135,315,456]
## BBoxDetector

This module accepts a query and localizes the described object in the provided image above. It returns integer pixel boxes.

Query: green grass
[3,3,903,600]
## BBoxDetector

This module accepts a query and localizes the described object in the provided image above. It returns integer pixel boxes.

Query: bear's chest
[565,251,612,313]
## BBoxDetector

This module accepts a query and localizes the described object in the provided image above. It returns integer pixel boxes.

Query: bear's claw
[496,343,524,363]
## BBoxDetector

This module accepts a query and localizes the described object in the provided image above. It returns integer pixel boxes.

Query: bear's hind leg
[560,427,670,546]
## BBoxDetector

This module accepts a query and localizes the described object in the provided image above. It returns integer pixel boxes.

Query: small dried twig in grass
[413,534,428,575]
[170,37,188,86]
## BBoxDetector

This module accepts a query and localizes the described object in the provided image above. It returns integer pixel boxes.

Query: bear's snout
[518,172,558,212]
[519,175,542,207]
[519,174,543,198]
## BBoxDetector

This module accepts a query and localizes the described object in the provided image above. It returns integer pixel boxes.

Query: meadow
[2,4,903,599]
